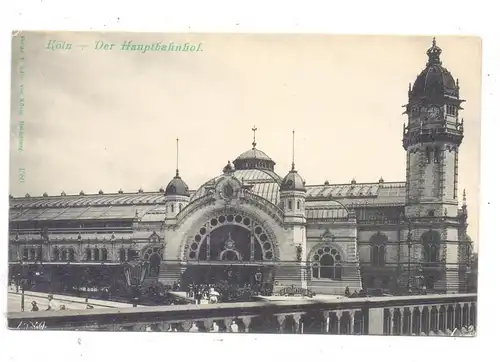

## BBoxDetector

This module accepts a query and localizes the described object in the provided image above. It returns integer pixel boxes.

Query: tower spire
[291,129,296,171]
[252,126,257,149]
[426,37,442,65]
[176,137,180,177]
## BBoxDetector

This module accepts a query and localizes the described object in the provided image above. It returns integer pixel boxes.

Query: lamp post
[129,260,146,307]
[18,260,26,312]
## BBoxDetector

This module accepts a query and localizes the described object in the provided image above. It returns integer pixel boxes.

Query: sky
[9,32,481,244]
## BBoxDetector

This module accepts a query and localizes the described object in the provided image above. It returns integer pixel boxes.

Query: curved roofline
[234,147,274,161]
[253,168,282,184]
[306,199,351,213]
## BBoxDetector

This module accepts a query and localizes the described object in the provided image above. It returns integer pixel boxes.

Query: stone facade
[8,39,474,296]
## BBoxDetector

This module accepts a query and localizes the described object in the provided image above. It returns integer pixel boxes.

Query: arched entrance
[182,211,278,290]
[142,246,163,278]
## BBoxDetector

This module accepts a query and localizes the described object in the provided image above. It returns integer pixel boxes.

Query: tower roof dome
[235,148,273,162]
[233,126,276,171]
[280,168,306,192]
[410,38,459,99]
[233,147,276,171]
[165,170,189,197]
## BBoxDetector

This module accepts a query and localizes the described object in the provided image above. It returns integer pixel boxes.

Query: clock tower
[403,38,464,218]
[402,38,466,293]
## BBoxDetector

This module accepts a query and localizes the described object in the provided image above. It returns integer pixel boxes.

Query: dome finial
[426,37,442,65]
[251,126,257,149]
[291,129,296,171]
[176,137,180,177]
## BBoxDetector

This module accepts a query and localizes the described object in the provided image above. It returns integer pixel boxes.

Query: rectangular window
[434,147,440,163]
[426,148,432,164]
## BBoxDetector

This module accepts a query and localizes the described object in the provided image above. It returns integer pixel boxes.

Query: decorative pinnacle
[462,189,467,206]
[176,138,180,177]
[291,129,296,171]
[426,37,442,65]
[252,126,257,149]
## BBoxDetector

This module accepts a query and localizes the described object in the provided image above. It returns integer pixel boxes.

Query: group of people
[187,283,221,304]
[28,294,96,311]
[29,294,67,311]
[165,320,240,333]
[184,281,275,303]
[344,287,367,298]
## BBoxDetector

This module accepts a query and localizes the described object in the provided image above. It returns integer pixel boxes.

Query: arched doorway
[143,246,163,278]
[182,212,277,291]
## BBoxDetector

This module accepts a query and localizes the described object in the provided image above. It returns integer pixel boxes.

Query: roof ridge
[306,181,406,187]
[10,191,165,199]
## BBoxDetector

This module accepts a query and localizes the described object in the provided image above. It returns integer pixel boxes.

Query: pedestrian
[211,321,219,332]
[209,287,220,304]
[31,301,39,312]
[46,295,54,311]
[230,320,239,333]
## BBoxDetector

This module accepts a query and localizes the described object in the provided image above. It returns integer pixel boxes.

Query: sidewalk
[8,287,144,308]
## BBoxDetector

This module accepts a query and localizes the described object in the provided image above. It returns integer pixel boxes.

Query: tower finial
[462,189,467,206]
[426,36,442,65]
[176,137,180,177]
[252,126,257,149]
[291,129,296,171]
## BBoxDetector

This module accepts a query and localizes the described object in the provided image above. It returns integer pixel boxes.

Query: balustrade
[8,294,476,335]
[382,301,476,336]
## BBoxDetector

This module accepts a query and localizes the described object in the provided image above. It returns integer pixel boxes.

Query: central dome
[410,38,459,99]
[233,147,276,171]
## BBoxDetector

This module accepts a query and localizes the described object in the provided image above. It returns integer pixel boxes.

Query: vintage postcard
[8,32,480,335]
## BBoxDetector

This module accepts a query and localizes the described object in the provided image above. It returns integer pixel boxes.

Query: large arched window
[370,232,388,266]
[191,216,275,262]
[143,246,162,277]
[221,249,240,261]
[311,246,342,280]
[422,231,440,263]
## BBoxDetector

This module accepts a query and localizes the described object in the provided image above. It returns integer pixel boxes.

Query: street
[7,288,139,312]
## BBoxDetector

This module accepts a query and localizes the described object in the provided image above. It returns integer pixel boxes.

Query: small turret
[165,138,190,221]
[280,130,306,222]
